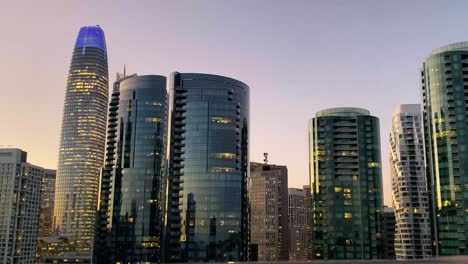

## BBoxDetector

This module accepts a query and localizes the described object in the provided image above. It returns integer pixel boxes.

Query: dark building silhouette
[382,206,396,259]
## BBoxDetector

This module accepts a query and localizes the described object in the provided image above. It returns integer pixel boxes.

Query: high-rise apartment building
[309,107,384,259]
[54,25,108,261]
[421,42,468,255]
[163,73,249,262]
[38,169,56,237]
[249,162,289,261]
[382,206,396,259]
[94,74,167,263]
[390,104,431,259]
[288,188,309,261]
[0,148,44,264]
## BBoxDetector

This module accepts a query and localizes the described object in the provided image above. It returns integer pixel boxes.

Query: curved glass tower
[422,42,468,255]
[95,74,167,263]
[309,107,384,259]
[54,26,108,260]
[164,73,250,262]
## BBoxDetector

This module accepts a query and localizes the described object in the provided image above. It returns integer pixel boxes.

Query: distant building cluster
[2,25,468,263]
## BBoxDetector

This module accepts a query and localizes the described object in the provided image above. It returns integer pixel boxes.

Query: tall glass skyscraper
[54,26,108,261]
[309,107,383,259]
[390,104,431,259]
[94,74,167,263]
[163,73,249,262]
[422,42,468,255]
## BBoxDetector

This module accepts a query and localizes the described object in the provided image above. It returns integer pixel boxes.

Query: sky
[1,0,468,206]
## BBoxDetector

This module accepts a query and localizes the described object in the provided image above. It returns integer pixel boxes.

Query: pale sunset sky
[2,0,468,205]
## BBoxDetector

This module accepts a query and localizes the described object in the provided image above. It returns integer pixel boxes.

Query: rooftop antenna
[124,64,126,77]
[263,152,268,165]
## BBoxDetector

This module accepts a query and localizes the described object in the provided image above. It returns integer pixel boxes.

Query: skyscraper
[54,25,108,261]
[250,162,289,261]
[163,73,249,262]
[94,74,167,263]
[422,42,468,256]
[288,188,309,261]
[0,148,44,264]
[390,104,431,259]
[38,169,56,237]
[309,107,384,259]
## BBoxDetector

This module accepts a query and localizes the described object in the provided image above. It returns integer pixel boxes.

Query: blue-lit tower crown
[54,25,109,261]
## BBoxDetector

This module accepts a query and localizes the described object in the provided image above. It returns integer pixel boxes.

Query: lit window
[353,175,359,181]
[210,167,235,173]
[211,117,232,124]
[368,162,379,168]
[344,213,352,219]
[345,239,352,245]
[145,117,161,123]
[344,188,351,193]
[145,101,162,106]
[334,187,342,193]
[213,153,236,159]
[436,130,456,138]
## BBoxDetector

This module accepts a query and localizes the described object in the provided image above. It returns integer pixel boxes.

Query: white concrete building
[390,104,432,259]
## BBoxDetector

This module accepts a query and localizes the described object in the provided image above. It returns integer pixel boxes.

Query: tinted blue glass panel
[74,26,106,51]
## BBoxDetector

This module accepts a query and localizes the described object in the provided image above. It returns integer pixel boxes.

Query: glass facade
[422,42,468,255]
[164,73,249,262]
[309,108,384,259]
[54,25,108,260]
[94,75,167,263]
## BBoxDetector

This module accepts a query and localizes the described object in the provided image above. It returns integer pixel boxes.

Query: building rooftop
[316,107,370,117]
[393,104,421,115]
[430,41,468,56]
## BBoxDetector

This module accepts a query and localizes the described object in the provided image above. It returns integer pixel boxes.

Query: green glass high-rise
[422,42,468,255]
[309,107,383,259]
